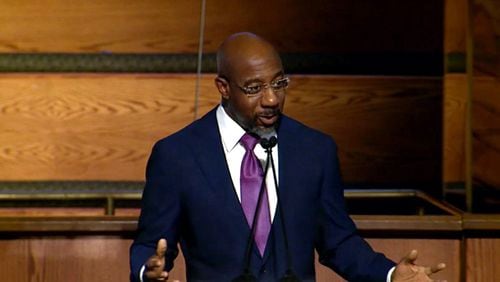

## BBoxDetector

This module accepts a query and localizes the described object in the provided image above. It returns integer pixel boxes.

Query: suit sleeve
[315,138,395,282]
[129,141,181,282]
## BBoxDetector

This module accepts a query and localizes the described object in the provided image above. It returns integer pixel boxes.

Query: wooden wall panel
[0,74,195,180]
[287,76,442,186]
[168,238,460,281]
[0,237,132,282]
[472,0,500,191]
[0,74,441,189]
[472,76,500,188]
[199,75,442,187]
[0,0,442,54]
[204,0,442,53]
[466,238,500,281]
[472,0,499,77]
[0,1,200,53]
[0,236,458,282]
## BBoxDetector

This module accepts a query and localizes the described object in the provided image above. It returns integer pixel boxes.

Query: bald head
[213,32,286,136]
[216,32,282,80]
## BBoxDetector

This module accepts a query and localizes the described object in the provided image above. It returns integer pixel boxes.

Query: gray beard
[249,126,277,139]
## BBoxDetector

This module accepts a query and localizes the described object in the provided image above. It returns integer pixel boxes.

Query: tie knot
[240,133,259,151]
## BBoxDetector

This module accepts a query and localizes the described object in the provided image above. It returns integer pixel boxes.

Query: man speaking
[129,32,445,282]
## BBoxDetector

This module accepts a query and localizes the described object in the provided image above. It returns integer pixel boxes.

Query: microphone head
[260,136,277,149]
[269,136,277,147]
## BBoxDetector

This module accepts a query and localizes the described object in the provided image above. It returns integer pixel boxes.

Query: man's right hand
[144,238,169,281]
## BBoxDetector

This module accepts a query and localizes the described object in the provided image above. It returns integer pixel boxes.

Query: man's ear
[215,76,230,100]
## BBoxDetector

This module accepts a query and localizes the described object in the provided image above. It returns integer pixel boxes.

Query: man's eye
[244,85,262,94]
[273,78,289,89]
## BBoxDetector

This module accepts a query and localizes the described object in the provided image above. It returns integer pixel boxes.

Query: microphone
[263,137,300,282]
[260,136,277,150]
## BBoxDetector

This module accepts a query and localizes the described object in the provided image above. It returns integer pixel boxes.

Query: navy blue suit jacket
[130,107,395,282]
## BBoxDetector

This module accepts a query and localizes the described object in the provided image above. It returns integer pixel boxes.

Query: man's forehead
[218,32,282,74]
[230,58,283,82]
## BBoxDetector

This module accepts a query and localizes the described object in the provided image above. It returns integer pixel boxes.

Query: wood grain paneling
[287,76,442,187]
[472,0,499,77]
[0,212,467,282]
[0,236,459,282]
[0,74,195,180]
[167,238,460,281]
[472,76,500,188]
[0,74,442,190]
[204,0,443,53]
[0,0,442,54]
[466,238,500,282]
[472,0,500,192]
[0,237,132,282]
[0,1,200,53]
[0,236,148,281]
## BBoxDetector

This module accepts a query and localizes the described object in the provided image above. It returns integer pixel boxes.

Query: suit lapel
[189,109,233,195]
[188,108,252,235]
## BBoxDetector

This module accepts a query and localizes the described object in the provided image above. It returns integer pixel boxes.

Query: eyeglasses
[233,77,290,97]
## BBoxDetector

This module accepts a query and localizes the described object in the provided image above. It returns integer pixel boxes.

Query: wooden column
[443,0,470,206]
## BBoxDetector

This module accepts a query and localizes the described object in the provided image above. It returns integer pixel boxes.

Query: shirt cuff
[387,266,396,282]
[139,264,146,282]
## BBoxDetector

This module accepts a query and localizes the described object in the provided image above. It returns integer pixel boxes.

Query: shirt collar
[216,105,246,153]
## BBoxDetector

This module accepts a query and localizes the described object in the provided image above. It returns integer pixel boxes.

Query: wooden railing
[1,189,499,281]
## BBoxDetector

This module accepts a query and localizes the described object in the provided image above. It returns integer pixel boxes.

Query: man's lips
[257,113,279,126]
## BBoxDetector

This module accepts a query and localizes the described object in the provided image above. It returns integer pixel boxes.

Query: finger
[146,257,162,269]
[426,263,446,275]
[401,249,418,264]
[159,271,168,279]
[145,270,168,281]
[156,238,167,259]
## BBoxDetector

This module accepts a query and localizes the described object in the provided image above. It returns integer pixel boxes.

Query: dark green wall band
[0,52,443,75]
[446,52,466,73]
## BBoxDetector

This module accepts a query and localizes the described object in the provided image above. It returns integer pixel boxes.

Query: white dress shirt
[216,105,278,222]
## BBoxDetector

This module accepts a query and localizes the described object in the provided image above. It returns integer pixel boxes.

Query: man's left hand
[391,249,446,282]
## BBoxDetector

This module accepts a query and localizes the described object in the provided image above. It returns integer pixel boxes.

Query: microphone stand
[233,137,300,282]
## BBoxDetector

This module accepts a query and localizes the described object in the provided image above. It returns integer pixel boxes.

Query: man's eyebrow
[243,71,285,85]
[272,71,285,79]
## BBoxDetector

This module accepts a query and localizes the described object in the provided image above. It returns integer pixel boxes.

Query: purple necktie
[240,133,271,256]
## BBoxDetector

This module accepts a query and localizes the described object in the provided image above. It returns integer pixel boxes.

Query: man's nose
[260,87,279,107]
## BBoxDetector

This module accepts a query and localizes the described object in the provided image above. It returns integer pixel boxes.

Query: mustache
[257,109,281,117]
